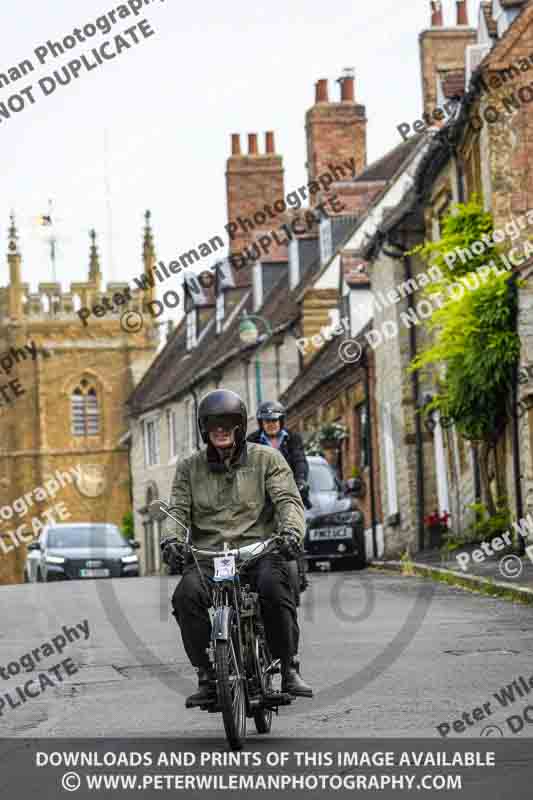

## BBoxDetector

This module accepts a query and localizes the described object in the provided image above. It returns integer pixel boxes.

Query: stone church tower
[0,211,159,584]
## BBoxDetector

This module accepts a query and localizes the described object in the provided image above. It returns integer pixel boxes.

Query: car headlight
[331,511,357,526]
[45,555,65,564]
[121,554,139,564]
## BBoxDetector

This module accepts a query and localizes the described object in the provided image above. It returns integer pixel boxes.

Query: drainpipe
[190,388,200,449]
[362,348,378,558]
[455,155,482,502]
[510,273,525,554]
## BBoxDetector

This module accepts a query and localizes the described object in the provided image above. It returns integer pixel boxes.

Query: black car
[304,456,366,570]
[26,523,140,582]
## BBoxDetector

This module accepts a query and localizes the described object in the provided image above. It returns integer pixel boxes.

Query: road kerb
[370,560,533,605]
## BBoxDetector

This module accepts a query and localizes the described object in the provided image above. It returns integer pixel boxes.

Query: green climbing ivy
[409,197,521,514]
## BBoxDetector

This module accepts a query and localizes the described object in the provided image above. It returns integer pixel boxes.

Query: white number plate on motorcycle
[213,554,236,581]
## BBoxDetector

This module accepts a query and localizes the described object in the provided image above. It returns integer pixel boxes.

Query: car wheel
[307,559,317,572]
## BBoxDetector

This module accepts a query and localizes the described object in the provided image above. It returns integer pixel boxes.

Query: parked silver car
[25,523,140,582]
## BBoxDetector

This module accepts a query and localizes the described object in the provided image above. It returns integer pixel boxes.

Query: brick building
[0,213,158,584]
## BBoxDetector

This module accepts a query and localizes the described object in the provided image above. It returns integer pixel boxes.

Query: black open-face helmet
[198,389,248,445]
[256,400,286,429]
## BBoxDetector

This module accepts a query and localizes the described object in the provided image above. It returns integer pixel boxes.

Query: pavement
[376,541,533,602]
[1,568,533,741]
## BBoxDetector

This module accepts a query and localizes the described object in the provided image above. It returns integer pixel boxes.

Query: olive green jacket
[166,442,305,550]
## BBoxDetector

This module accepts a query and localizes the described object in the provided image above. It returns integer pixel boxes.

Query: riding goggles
[204,415,242,432]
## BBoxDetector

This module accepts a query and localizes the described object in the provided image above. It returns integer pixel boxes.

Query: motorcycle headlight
[45,555,65,565]
[121,554,138,564]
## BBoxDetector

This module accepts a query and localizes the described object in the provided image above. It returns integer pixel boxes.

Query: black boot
[185,666,216,707]
[281,659,313,698]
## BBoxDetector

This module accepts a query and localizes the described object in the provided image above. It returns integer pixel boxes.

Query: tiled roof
[127,134,426,416]
[500,0,527,7]
[280,324,372,412]
[353,135,425,183]
[128,262,308,415]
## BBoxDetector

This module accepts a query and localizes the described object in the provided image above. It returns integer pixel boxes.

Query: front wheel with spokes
[215,624,246,750]
[253,636,273,734]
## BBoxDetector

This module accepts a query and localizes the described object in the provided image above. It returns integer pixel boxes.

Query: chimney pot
[430,0,443,26]
[340,76,355,102]
[315,79,329,103]
[248,133,258,155]
[231,133,241,155]
[456,0,468,25]
[265,131,275,153]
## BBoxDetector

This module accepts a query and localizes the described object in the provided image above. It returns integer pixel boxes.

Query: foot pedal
[284,687,313,698]
[185,694,217,709]
[263,691,292,708]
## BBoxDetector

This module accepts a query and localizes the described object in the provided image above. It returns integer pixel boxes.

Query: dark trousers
[172,553,299,669]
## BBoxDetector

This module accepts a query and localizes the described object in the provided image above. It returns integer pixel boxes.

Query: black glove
[278,531,302,560]
[160,537,185,573]
[297,481,313,510]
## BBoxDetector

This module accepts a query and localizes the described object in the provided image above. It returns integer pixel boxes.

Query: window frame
[71,382,100,437]
[167,408,178,462]
[143,417,160,468]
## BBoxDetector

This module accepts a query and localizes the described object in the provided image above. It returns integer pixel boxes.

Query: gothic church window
[71,379,100,436]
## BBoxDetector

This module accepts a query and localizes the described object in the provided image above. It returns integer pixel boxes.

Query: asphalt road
[1,568,533,740]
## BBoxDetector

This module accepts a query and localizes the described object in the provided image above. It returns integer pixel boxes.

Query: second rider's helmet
[197,389,248,445]
[256,400,286,429]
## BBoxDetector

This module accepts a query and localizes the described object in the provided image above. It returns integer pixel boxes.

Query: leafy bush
[464,500,512,544]
[121,510,134,540]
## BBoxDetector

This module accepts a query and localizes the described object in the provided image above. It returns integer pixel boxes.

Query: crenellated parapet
[1,212,158,326]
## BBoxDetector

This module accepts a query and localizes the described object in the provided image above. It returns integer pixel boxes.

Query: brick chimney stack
[305,70,366,206]
[419,0,476,117]
[226,131,284,256]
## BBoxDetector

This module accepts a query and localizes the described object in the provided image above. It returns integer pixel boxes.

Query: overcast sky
[0,0,478,298]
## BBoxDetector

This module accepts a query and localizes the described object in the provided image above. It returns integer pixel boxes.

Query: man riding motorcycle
[160,389,313,706]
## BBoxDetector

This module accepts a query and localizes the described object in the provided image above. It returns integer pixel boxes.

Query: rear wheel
[215,621,246,750]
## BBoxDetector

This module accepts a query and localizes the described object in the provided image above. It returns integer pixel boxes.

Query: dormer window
[253,262,263,311]
[320,217,333,265]
[216,291,225,334]
[289,239,300,289]
[186,309,197,351]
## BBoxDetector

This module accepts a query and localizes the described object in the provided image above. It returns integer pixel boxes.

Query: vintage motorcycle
[151,500,295,751]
